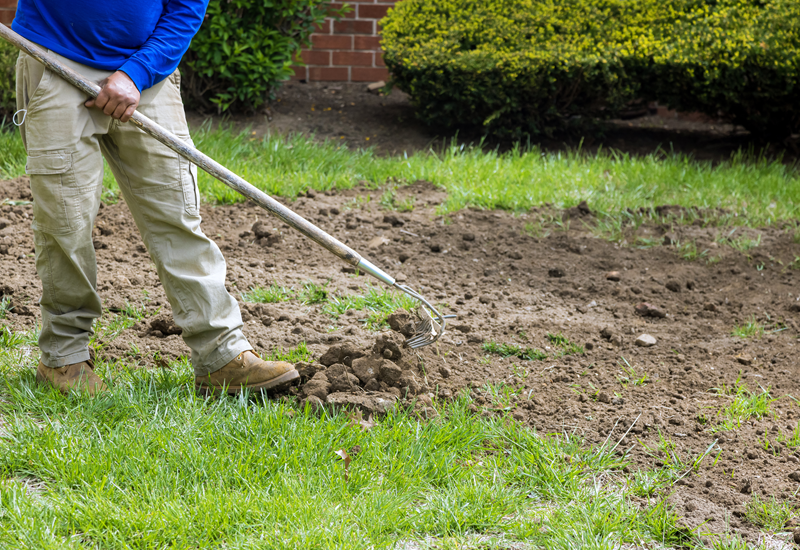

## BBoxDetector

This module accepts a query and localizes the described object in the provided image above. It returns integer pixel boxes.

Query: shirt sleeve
[118,0,210,91]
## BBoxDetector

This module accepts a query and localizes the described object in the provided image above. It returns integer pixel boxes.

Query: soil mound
[293,331,436,418]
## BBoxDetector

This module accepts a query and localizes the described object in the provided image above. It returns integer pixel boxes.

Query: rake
[0,25,450,349]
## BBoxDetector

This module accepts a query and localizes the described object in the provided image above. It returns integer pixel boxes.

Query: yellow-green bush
[381,0,800,139]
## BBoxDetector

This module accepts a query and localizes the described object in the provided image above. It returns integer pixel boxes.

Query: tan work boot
[195,350,299,396]
[36,360,108,395]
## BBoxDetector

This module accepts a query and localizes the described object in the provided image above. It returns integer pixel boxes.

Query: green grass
[323,285,416,330]
[482,341,548,361]
[616,357,649,389]
[546,332,584,356]
[705,380,776,433]
[297,281,329,305]
[0,333,701,550]
[2,124,800,223]
[261,342,312,363]
[731,316,766,338]
[0,296,11,320]
[241,284,295,304]
[744,494,795,531]
[673,239,708,262]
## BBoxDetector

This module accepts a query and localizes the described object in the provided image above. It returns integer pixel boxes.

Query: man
[12,0,299,395]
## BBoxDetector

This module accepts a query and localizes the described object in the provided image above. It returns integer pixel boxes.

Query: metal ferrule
[356,258,395,286]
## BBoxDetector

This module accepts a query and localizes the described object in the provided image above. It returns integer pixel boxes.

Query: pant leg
[100,70,250,376]
[15,51,110,367]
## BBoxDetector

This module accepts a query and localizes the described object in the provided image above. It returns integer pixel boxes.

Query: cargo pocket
[181,158,200,217]
[26,150,82,234]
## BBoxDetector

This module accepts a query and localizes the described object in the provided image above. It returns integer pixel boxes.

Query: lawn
[1,123,799,225]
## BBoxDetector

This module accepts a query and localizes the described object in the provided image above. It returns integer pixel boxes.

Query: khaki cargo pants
[15,49,250,376]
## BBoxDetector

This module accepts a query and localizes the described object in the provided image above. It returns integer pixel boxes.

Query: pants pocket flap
[26,151,72,175]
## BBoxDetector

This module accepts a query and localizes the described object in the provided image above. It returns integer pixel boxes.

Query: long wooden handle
[0,24,398,284]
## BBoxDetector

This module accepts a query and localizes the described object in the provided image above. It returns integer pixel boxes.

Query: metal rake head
[393,283,453,349]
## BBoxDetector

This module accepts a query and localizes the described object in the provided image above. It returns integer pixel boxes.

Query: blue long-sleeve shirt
[12,0,210,91]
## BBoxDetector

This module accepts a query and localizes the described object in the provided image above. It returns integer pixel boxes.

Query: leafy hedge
[0,40,17,120]
[381,0,800,139]
[180,0,343,113]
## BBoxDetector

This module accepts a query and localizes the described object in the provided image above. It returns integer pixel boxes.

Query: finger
[112,102,128,121]
[84,98,95,108]
[102,98,119,116]
[92,89,110,111]
[120,104,137,123]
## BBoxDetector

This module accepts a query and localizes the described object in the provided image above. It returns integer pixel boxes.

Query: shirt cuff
[118,58,151,92]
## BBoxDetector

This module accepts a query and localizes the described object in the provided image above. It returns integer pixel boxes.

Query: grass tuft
[546,332,584,356]
[731,316,766,338]
[323,285,416,330]
[707,379,775,432]
[240,284,294,303]
[261,342,312,363]
[744,493,795,531]
[482,341,548,361]
[0,296,12,319]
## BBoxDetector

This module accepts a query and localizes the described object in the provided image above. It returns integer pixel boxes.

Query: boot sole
[195,368,300,396]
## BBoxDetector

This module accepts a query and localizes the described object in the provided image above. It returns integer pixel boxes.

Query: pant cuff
[41,349,91,368]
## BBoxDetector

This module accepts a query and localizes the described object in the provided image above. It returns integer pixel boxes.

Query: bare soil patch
[2,176,800,542]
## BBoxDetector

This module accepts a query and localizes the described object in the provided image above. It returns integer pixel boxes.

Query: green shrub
[180,0,346,113]
[646,0,800,139]
[381,0,800,139]
[0,39,17,119]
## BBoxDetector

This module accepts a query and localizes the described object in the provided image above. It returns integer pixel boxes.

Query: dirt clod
[634,302,667,318]
[149,313,182,336]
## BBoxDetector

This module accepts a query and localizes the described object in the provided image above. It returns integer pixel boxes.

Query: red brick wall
[293,1,397,82]
[0,0,391,82]
[0,0,16,26]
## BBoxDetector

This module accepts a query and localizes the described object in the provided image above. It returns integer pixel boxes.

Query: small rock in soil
[429,243,442,253]
[462,232,475,241]
[747,450,759,460]
[605,271,621,282]
[635,334,657,347]
[611,397,625,406]
[600,326,615,339]
[597,392,611,404]
[634,302,666,318]
[479,295,493,304]
[789,470,800,482]
[364,378,380,392]
[439,366,451,378]
[548,267,566,278]
[737,355,753,366]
